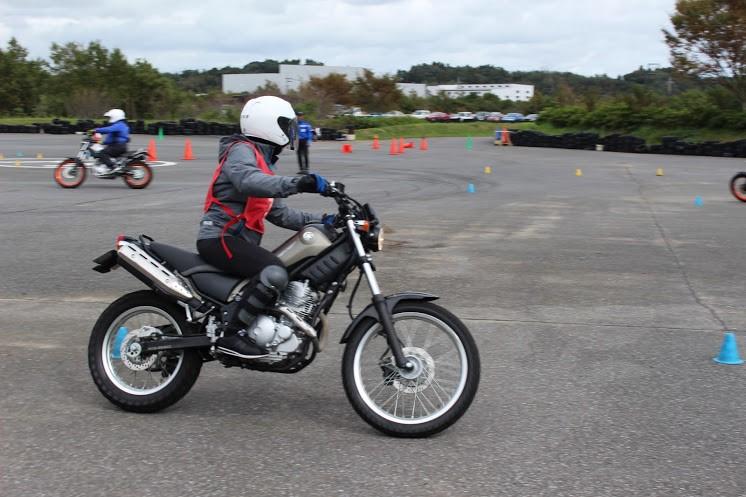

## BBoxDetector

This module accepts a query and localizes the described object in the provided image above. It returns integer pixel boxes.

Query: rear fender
[92,250,118,273]
[128,151,148,163]
[339,292,439,343]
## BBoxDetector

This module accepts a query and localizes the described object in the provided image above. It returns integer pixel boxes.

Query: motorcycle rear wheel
[123,161,153,189]
[730,172,746,203]
[53,159,86,188]
[342,301,480,437]
[88,290,202,412]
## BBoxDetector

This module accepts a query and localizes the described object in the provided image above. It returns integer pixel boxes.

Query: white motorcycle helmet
[104,108,126,123]
[240,96,298,150]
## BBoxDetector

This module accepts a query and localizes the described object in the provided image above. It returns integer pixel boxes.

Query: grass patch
[355,122,500,140]
[0,117,57,125]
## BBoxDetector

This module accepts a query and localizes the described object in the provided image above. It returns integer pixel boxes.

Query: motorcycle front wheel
[123,161,153,189]
[342,301,480,437]
[730,172,746,203]
[53,158,86,188]
[88,290,202,412]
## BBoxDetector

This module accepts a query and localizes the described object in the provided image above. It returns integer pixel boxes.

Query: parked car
[426,112,451,122]
[486,112,504,122]
[501,113,525,123]
[411,110,431,119]
[383,110,405,117]
[524,114,539,122]
[450,112,475,122]
[474,111,490,121]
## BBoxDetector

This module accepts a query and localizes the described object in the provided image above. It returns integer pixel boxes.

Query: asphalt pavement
[1,133,746,497]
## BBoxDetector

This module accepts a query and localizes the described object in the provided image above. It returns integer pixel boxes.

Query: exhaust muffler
[117,241,196,302]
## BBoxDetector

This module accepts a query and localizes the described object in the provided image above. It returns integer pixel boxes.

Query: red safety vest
[203,139,274,259]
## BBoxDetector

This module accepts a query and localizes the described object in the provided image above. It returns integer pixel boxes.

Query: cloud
[0,0,675,76]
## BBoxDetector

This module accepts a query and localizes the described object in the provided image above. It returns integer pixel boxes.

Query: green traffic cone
[157,127,164,141]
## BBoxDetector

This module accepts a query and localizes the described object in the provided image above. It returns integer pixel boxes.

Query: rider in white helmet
[197,96,336,359]
[93,108,130,174]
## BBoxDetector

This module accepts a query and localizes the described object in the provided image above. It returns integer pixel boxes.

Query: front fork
[346,220,413,370]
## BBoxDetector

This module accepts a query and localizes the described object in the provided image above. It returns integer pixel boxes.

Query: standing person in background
[296,111,314,174]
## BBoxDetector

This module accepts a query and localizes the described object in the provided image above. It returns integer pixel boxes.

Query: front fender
[339,292,439,343]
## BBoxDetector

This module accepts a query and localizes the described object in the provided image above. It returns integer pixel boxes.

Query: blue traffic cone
[16,151,23,157]
[713,332,744,365]
[466,183,476,193]
[111,327,128,360]
[694,196,704,207]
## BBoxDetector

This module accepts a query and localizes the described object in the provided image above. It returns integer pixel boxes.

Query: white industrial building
[424,83,535,101]
[223,64,366,94]
[223,66,535,103]
[395,82,534,101]
[396,83,428,98]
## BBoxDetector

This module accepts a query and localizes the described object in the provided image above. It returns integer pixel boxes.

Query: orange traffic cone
[389,139,399,155]
[501,127,512,146]
[372,135,380,150]
[183,139,195,160]
[419,137,428,151]
[147,139,158,161]
[398,137,405,154]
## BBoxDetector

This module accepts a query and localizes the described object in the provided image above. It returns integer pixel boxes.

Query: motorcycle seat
[149,241,246,302]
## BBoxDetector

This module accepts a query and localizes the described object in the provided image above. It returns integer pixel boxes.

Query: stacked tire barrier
[0,118,347,140]
[510,130,746,158]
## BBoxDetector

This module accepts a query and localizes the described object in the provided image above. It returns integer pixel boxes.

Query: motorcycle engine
[246,280,318,356]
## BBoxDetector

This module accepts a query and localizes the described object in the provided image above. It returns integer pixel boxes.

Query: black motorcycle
[88,183,480,437]
[54,135,153,189]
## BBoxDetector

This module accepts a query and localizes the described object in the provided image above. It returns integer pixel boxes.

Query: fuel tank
[273,225,332,266]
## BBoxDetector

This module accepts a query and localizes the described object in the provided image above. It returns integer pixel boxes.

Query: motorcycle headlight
[366,225,384,252]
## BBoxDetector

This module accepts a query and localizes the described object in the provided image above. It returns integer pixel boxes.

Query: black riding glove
[296,173,330,194]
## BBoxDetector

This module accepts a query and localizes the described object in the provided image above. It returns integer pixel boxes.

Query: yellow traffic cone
[575,168,583,177]
[15,160,21,167]
[484,166,492,174]
[656,168,664,176]
[0,153,4,159]
[36,152,43,159]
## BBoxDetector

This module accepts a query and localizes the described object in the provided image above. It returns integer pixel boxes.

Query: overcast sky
[0,0,676,77]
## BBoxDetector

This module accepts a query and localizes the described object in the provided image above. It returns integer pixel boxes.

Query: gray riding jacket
[198,135,322,244]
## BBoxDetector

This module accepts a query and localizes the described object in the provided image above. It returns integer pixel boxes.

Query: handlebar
[324,182,375,229]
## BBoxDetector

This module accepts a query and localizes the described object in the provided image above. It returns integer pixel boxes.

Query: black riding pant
[296,140,309,173]
[197,236,284,280]
[98,143,127,168]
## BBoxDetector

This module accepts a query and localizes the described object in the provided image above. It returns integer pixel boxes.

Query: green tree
[664,0,746,109]
[295,73,352,117]
[0,38,47,115]
[46,41,183,118]
[352,70,403,112]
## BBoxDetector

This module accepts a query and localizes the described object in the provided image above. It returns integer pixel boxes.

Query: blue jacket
[96,120,130,145]
[298,120,314,141]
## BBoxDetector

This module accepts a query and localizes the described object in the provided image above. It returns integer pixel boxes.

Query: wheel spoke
[352,310,470,424]
[102,306,184,396]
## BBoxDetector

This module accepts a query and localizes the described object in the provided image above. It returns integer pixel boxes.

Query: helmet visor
[278,116,298,151]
